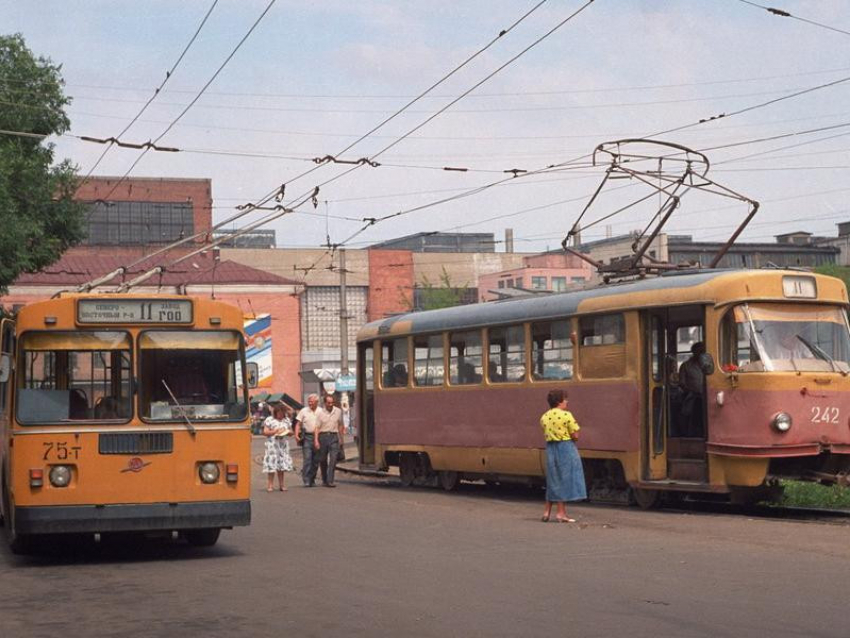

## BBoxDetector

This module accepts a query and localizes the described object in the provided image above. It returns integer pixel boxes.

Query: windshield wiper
[161,380,197,434]
[796,335,844,375]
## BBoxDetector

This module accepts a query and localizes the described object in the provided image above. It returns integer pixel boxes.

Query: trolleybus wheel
[631,487,662,510]
[2,487,31,555]
[184,528,221,547]
[438,470,459,491]
[399,453,416,487]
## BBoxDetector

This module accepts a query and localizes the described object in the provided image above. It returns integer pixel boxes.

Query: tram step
[667,437,706,460]
[667,458,708,482]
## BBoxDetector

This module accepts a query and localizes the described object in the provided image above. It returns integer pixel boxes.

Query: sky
[4,0,850,254]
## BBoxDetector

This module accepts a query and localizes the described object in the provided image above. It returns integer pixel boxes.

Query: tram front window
[722,303,850,373]
[17,331,132,424]
[139,331,248,421]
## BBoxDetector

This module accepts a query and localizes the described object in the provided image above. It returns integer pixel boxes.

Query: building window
[507,279,514,288]
[580,314,625,346]
[83,200,195,246]
[571,276,586,283]
[531,320,573,380]
[488,325,526,382]
[515,277,523,289]
[413,335,444,387]
[531,276,547,290]
[381,338,409,388]
[497,280,505,289]
[551,277,567,292]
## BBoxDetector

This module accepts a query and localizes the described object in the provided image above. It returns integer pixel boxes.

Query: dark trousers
[301,435,320,486]
[311,432,340,486]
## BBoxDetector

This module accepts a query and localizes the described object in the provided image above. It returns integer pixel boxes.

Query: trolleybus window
[139,331,247,421]
[580,314,624,346]
[381,338,409,388]
[413,334,444,387]
[17,331,132,424]
[488,325,526,383]
[721,303,850,373]
[449,330,483,385]
[531,320,573,380]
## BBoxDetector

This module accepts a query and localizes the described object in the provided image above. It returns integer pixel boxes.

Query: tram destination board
[77,299,193,324]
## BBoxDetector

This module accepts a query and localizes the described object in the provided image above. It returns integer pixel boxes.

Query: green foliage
[407,266,472,311]
[0,33,84,294]
[779,480,850,509]
[813,264,850,292]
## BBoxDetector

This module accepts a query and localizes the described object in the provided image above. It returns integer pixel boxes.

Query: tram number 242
[811,406,840,424]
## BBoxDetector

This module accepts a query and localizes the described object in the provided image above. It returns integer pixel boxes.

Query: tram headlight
[199,462,220,484]
[49,465,72,488]
[772,412,793,433]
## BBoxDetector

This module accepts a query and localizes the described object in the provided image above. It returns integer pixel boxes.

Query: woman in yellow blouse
[540,389,587,523]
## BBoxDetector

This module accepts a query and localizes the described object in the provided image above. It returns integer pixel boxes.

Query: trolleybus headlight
[49,465,72,488]
[772,412,793,433]
[199,462,220,484]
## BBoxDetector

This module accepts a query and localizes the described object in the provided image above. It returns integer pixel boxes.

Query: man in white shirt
[311,394,346,487]
[294,394,321,487]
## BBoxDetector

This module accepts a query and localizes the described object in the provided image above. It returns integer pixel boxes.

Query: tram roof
[357,268,847,340]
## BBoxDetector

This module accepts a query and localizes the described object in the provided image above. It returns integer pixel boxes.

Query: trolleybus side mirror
[0,354,10,383]
[246,362,259,389]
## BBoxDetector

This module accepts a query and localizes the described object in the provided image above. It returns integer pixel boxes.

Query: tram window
[449,330,483,385]
[381,338,409,388]
[531,320,573,380]
[580,314,624,346]
[413,335,444,387]
[17,331,132,424]
[488,325,526,383]
[676,326,703,365]
[363,343,374,391]
[139,331,247,421]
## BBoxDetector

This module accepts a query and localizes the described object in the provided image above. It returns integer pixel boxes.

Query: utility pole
[339,248,349,376]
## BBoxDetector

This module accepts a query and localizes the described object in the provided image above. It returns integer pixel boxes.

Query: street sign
[336,374,356,392]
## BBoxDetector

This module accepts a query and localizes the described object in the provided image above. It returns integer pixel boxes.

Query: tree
[0,33,84,295]
[406,266,473,311]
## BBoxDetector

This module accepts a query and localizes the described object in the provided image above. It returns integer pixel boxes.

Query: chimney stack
[505,228,514,253]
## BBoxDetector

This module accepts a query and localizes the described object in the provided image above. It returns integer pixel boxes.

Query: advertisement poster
[244,313,273,387]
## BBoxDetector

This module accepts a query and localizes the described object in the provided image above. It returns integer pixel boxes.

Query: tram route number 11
[139,303,183,323]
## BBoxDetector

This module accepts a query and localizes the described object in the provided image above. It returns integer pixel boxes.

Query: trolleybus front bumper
[13,499,251,535]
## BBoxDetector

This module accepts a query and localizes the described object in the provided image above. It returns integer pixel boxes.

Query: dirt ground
[0,437,848,638]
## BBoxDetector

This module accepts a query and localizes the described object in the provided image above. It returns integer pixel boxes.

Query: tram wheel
[399,453,416,487]
[184,528,221,547]
[438,471,459,491]
[631,487,662,510]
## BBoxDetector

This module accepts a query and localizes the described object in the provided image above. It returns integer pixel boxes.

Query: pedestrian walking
[311,394,346,487]
[294,394,321,487]
[540,389,586,523]
[262,404,294,492]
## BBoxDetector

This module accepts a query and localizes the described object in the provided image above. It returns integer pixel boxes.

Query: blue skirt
[545,440,587,503]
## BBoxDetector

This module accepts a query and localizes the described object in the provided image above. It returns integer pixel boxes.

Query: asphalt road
[1,437,848,638]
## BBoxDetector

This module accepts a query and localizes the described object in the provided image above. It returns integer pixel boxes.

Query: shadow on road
[0,532,244,567]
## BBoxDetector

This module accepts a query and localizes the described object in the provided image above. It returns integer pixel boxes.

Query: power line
[77,0,220,188]
[95,0,277,205]
[737,0,850,38]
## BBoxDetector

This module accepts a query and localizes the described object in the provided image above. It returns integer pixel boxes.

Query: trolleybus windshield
[724,303,850,373]
[17,331,132,424]
[139,330,248,422]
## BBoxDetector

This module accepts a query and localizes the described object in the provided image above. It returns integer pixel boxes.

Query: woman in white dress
[262,404,294,491]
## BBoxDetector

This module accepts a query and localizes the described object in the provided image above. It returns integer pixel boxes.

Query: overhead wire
[76,0,220,190]
[736,0,850,38]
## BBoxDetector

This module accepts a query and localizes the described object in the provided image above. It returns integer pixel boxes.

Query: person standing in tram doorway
[294,394,321,487]
[678,341,714,437]
[540,389,586,523]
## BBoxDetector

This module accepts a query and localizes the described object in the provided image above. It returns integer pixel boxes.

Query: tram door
[643,306,708,483]
[357,343,376,467]
[644,310,669,480]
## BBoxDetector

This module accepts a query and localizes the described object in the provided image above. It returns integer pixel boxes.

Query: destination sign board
[77,299,193,324]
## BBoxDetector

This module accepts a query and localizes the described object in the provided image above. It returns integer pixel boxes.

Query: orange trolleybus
[0,294,252,552]
[356,268,850,506]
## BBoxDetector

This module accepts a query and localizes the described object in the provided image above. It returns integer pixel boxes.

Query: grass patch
[779,480,850,509]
